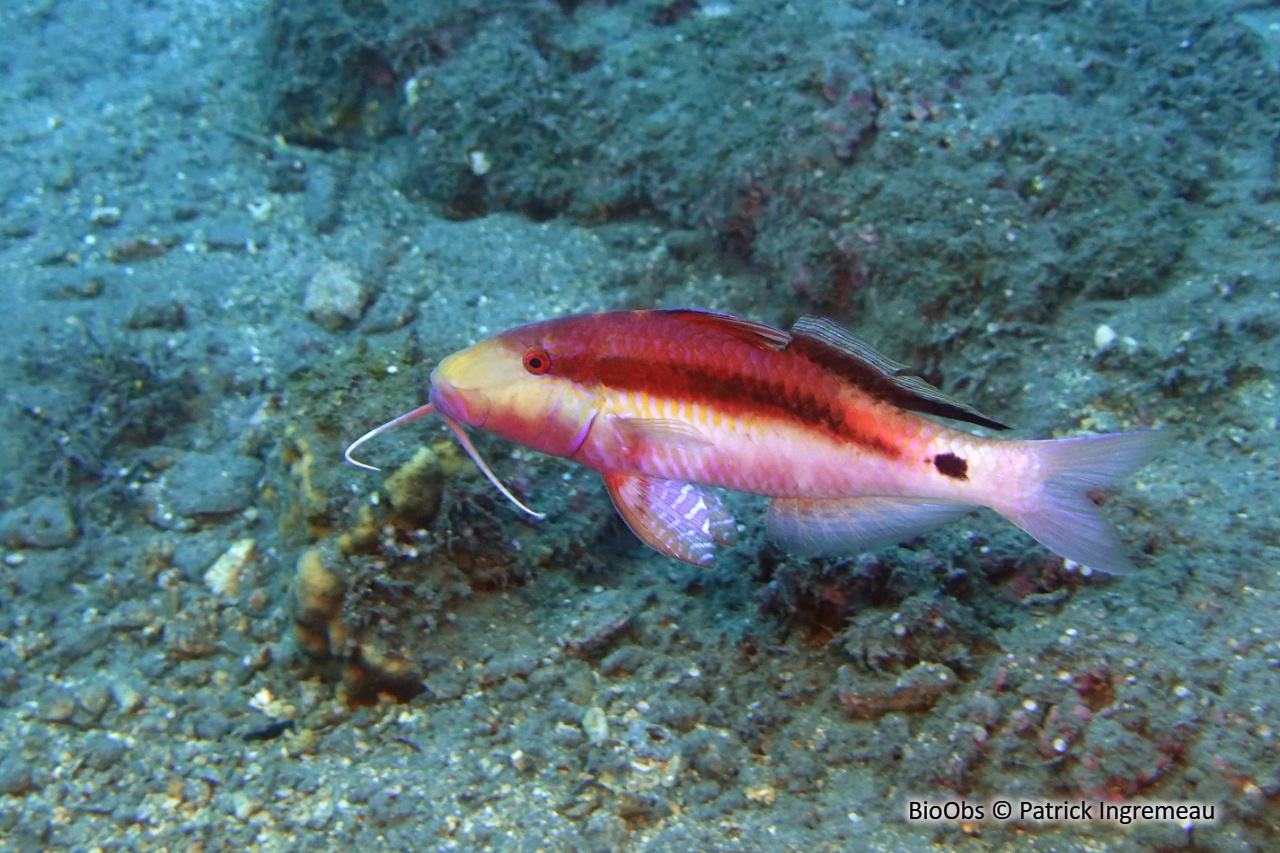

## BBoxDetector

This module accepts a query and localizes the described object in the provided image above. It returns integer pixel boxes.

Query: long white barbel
[344,403,546,520]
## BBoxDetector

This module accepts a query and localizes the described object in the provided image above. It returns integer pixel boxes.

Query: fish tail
[998,430,1168,574]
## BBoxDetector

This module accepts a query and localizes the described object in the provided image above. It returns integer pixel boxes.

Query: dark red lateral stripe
[553,347,903,459]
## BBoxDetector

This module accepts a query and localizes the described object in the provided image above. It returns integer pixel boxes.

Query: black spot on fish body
[934,452,968,480]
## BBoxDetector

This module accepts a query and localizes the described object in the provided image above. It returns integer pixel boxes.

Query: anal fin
[603,473,736,567]
[767,496,975,557]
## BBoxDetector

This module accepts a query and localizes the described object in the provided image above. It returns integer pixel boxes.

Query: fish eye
[522,348,551,375]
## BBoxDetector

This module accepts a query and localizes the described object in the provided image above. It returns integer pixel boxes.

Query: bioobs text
[907,800,984,822]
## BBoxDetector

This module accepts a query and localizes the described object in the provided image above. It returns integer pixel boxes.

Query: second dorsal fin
[786,316,1010,431]
[657,309,792,350]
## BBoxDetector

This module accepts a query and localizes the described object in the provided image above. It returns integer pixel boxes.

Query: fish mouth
[429,377,488,428]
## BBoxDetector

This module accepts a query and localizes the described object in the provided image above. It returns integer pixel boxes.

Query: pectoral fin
[766,496,975,557]
[612,418,713,454]
[603,473,736,567]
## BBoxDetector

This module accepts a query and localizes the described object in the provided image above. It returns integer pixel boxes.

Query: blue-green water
[0,1,1276,849]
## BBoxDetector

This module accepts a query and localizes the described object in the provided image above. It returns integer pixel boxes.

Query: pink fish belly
[577,399,1038,511]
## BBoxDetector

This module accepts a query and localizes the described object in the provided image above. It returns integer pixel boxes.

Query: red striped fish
[346,310,1165,573]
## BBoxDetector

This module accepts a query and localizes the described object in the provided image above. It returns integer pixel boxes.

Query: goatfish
[345,309,1165,573]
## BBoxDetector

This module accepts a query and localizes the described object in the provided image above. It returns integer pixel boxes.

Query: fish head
[429,320,601,459]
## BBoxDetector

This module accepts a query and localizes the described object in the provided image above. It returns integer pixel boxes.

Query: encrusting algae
[383,445,446,529]
[292,546,424,706]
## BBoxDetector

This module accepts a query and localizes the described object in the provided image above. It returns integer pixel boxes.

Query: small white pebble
[1094,324,1118,351]
[581,707,608,744]
[246,198,272,222]
[204,538,255,598]
[89,205,122,226]
[467,148,492,176]
[1022,699,1039,712]
[1053,737,1068,754]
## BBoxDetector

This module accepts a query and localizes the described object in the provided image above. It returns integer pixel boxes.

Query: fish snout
[428,378,489,428]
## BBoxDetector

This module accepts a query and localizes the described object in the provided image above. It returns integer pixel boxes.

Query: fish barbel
[346,310,1165,572]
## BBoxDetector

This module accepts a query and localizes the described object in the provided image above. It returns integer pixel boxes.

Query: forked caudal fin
[344,403,546,520]
[999,430,1169,575]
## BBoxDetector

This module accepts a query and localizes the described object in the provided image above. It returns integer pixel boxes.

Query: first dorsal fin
[657,309,792,351]
[786,316,1010,431]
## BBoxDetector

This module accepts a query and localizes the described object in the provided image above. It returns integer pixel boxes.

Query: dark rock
[423,671,465,702]
[38,686,77,723]
[205,216,257,252]
[52,622,112,666]
[649,698,703,734]
[494,679,528,702]
[549,722,584,749]
[165,618,221,659]
[840,594,992,675]
[81,732,128,771]
[599,644,650,678]
[0,755,34,796]
[74,682,111,721]
[682,727,746,782]
[615,791,671,825]
[561,591,635,660]
[125,299,187,331]
[581,811,628,848]
[768,740,823,794]
[0,496,78,549]
[359,294,416,333]
[191,712,230,741]
[171,534,228,582]
[162,452,262,518]
[684,779,720,804]
[834,662,959,720]
[107,600,160,631]
[560,658,596,705]
[267,157,309,194]
[136,652,174,679]
[619,720,678,763]
[303,162,345,234]
[477,654,539,687]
